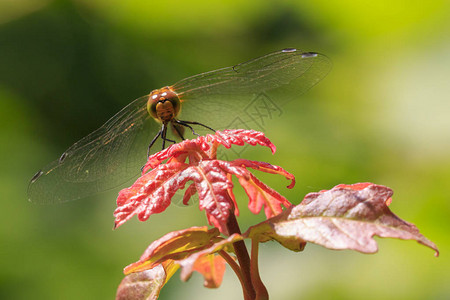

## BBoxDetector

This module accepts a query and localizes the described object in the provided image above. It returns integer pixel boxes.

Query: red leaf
[239,173,290,218]
[182,183,197,205]
[114,130,294,231]
[142,129,276,173]
[246,183,439,256]
[193,254,227,288]
[232,159,295,189]
[176,234,243,284]
[114,162,191,229]
[189,160,235,233]
[204,129,276,154]
[226,173,240,217]
[142,140,209,173]
[212,159,293,218]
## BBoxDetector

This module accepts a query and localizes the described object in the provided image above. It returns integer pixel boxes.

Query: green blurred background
[1,0,449,299]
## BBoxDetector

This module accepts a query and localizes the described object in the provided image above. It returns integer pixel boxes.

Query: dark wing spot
[30,170,44,183]
[59,152,67,164]
[301,52,318,58]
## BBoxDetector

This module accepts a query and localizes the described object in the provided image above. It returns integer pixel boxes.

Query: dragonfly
[28,48,331,204]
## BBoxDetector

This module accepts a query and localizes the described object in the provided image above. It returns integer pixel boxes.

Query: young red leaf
[142,129,276,173]
[193,254,227,288]
[142,140,209,173]
[114,130,295,232]
[114,161,191,229]
[246,183,439,256]
[232,159,295,188]
[116,261,178,300]
[204,129,277,154]
[176,234,243,284]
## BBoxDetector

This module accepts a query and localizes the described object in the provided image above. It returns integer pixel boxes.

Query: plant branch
[226,210,256,300]
[251,239,268,300]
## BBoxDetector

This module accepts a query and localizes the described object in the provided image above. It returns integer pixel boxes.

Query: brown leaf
[123,227,242,291]
[124,227,220,274]
[116,264,167,300]
[246,183,439,256]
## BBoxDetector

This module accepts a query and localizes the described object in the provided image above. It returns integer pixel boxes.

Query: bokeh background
[1,0,449,299]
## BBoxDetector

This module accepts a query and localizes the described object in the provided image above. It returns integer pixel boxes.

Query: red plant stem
[251,239,269,300]
[226,211,256,300]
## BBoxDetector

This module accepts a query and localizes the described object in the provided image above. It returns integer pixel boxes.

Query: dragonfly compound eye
[147,87,181,123]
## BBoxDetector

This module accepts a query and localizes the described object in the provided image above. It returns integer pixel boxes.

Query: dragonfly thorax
[147,87,181,124]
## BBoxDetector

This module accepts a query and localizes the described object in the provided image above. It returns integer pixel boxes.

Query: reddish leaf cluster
[114,131,439,300]
[116,182,439,300]
[114,130,294,232]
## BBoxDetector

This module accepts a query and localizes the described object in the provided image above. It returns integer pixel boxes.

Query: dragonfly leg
[172,122,186,140]
[142,125,173,172]
[161,123,176,149]
[175,119,215,137]
[142,127,163,172]
[147,127,163,157]
[179,120,215,132]
[161,124,167,149]
[175,120,198,137]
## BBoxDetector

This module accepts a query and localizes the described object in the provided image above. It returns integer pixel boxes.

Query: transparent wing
[28,48,331,204]
[28,95,162,204]
[172,49,331,133]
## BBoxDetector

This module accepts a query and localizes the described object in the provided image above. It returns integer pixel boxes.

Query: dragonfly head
[147,86,181,124]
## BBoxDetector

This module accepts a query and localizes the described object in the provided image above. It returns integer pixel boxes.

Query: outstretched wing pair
[28,48,331,204]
